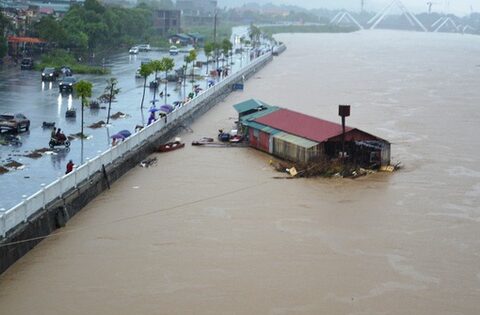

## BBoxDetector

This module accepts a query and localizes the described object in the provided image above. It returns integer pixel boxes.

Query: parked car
[138,44,151,52]
[129,46,139,54]
[59,76,77,93]
[169,45,179,55]
[20,58,34,70]
[0,113,30,132]
[41,67,59,81]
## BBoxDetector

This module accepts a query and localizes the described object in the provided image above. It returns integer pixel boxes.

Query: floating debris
[0,166,8,174]
[24,152,42,159]
[4,160,23,168]
[88,120,106,129]
[140,157,157,168]
[110,112,127,119]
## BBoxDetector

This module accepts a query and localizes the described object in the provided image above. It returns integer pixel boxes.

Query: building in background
[176,0,216,26]
[153,9,181,37]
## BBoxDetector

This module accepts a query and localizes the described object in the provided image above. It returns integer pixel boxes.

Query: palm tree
[149,60,163,106]
[186,49,197,84]
[203,42,214,76]
[249,24,261,48]
[103,78,120,125]
[139,63,153,109]
[222,39,232,70]
[159,57,174,105]
[74,80,93,138]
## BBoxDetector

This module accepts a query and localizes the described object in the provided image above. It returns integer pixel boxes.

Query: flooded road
[0,47,248,209]
[0,30,480,314]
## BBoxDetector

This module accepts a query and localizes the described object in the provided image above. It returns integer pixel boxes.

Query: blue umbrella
[118,130,131,138]
[149,107,160,113]
[159,104,174,113]
[110,133,125,140]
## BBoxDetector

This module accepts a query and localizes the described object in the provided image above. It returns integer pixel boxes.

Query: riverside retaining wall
[0,54,273,274]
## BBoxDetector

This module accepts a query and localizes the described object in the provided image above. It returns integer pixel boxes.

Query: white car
[169,45,179,55]
[129,46,139,54]
[138,44,151,52]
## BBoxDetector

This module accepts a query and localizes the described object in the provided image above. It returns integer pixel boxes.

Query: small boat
[158,141,185,152]
[192,137,214,146]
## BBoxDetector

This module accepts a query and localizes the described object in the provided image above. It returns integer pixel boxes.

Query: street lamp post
[338,104,351,174]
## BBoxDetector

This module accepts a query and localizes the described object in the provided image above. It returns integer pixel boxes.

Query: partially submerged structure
[234,99,391,167]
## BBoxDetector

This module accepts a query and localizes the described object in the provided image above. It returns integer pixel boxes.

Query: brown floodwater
[1,30,479,314]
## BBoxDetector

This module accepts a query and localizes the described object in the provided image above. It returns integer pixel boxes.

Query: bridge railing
[0,52,272,238]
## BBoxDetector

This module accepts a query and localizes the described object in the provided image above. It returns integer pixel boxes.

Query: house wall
[272,138,321,164]
[248,128,270,152]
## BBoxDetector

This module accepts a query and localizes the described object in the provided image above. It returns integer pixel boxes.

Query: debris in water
[88,120,106,128]
[0,166,8,174]
[140,157,157,168]
[4,160,23,168]
[110,112,127,119]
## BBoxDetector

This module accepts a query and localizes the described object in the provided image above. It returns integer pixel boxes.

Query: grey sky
[219,0,476,16]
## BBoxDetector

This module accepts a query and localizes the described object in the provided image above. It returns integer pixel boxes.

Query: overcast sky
[219,0,476,16]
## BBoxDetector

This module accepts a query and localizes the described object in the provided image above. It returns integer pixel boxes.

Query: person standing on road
[66,160,74,174]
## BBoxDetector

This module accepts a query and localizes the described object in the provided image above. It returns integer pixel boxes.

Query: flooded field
[0,30,479,314]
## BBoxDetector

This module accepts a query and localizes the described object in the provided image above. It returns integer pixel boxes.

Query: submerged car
[0,113,30,132]
[169,45,179,55]
[138,44,151,52]
[41,67,59,81]
[59,76,77,93]
[20,58,34,70]
[129,46,139,54]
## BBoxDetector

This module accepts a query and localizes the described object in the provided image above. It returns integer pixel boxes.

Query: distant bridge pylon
[367,0,427,32]
[330,11,364,30]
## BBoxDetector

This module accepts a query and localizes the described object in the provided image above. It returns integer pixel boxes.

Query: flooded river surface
[1,30,480,314]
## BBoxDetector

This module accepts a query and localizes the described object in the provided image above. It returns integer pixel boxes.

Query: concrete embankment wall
[0,55,273,275]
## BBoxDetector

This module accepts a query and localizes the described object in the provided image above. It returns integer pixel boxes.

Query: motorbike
[49,138,71,148]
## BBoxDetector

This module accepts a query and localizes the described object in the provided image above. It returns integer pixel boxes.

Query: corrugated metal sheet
[254,108,353,143]
[233,99,270,114]
[272,133,321,163]
[242,121,281,136]
[273,132,319,149]
[241,106,280,122]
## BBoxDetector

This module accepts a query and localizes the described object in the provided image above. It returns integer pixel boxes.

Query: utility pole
[213,11,218,70]
[338,105,351,174]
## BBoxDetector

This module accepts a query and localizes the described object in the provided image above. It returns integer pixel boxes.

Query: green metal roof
[242,121,281,135]
[273,132,319,149]
[233,99,271,114]
[240,106,280,122]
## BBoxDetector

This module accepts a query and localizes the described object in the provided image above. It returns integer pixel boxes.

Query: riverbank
[1,31,479,314]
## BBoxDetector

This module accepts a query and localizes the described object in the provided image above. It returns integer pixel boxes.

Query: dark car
[0,113,30,133]
[20,58,34,70]
[41,67,59,81]
[59,76,77,93]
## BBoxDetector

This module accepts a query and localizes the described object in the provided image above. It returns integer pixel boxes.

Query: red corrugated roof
[7,36,46,44]
[254,108,353,143]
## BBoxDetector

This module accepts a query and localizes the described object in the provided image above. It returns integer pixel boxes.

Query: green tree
[139,63,153,109]
[74,80,93,138]
[159,57,174,105]
[149,60,163,106]
[185,49,197,84]
[249,24,261,48]
[221,39,232,68]
[102,78,120,125]
[203,41,214,76]
[33,16,67,45]
[0,12,11,58]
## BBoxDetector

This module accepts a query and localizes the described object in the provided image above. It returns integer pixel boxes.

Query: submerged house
[234,99,391,167]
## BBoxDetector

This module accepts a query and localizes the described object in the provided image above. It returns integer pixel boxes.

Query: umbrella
[159,104,174,113]
[118,130,131,138]
[149,107,160,113]
[110,133,125,140]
